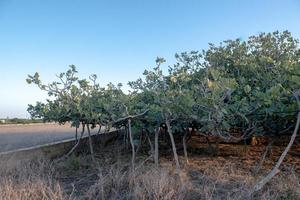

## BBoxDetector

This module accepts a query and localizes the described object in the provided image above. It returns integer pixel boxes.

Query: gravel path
[0,123,99,152]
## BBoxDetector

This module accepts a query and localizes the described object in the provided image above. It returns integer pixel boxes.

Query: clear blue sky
[0,0,299,118]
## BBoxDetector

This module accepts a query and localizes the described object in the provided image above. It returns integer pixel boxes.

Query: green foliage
[27,31,300,141]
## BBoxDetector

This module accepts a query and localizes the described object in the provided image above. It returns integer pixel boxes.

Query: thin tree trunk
[252,91,300,193]
[127,125,130,146]
[97,124,102,135]
[135,136,141,155]
[125,125,130,149]
[145,130,154,158]
[105,125,109,133]
[87,124,95,162]
[135,130,144,155]
[65,123,85,157]
[254,139,274,173]
[165,119,180,169]
[183,129,189,164]
[75,127,78,141]
[123,125,127,147]
[154,127,160,167]
[128,119,135,169]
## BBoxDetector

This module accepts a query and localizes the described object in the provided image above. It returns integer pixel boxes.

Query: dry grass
[0,149,299,200]
[84,164,188,200]
[0,179,65,200]
[0,157,68,200]
[81,155,300,200]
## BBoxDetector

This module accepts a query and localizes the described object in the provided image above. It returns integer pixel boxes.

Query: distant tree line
[0,118,43,125]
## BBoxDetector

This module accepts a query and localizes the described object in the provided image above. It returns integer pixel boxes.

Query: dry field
[0,139,299,200]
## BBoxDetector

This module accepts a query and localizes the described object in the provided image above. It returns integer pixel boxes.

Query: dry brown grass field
[0,138,299,200]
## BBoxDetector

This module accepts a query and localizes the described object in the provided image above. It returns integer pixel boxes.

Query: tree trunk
[165,120,180,169]
[97,124,102,135]
[87,124,95,161]
[66,123,85,157]
[135,130,144,155]
[123,125,127,147]
[105,125,109,133]
[128,119,135,169]
[252,92,300,193]
[254,139,274,173]
[154,127,160,167]
[125,125,130,149]
[183,129,189,164]
[75,127,78,141]
[145,130,154,158]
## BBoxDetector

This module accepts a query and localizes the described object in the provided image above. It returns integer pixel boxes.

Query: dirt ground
[0,123,99,153]
[53,141,300,199]
[1,136,299,200]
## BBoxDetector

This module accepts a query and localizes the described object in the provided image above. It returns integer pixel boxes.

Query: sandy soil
[0,123,99,152]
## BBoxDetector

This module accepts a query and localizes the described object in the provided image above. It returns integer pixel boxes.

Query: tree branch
[252,90,300,193]
[112,109,149,124]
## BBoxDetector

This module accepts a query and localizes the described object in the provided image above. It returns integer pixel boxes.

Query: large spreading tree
[27,31,300,174]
